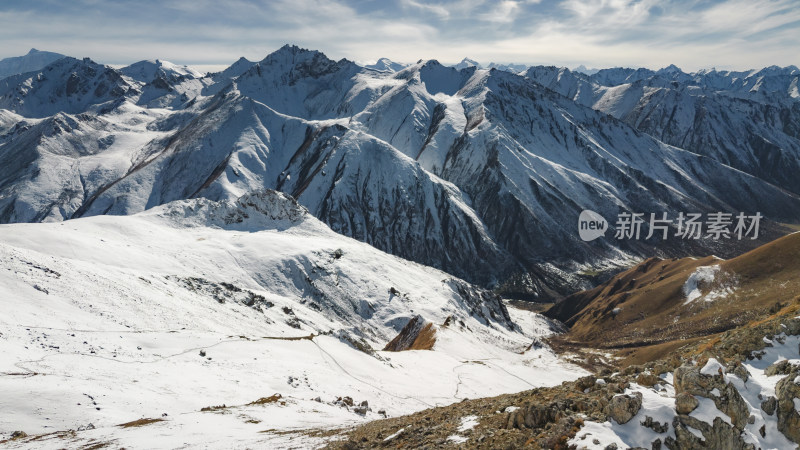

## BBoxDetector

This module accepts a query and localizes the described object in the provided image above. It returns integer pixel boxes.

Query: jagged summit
[453,57,482,70]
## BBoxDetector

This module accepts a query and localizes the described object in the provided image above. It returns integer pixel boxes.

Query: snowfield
[0,191,585,448]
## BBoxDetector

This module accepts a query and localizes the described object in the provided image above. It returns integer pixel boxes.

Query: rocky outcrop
[382,316,436,351]
[673,363,750,430]
[667,415,755,450]
[775,370,800,444]
[765,359,800,376]
[605,392,642,424]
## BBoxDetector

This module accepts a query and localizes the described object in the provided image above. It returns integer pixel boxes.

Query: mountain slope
[546,232,800,355]
[0,190,583,447]
[0,48,65,80]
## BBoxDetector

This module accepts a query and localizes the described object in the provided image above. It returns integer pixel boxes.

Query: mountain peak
[365,57,408,73]
[454,57,482,70]
[659,63,682,73]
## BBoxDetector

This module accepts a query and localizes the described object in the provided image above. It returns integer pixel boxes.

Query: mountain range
[0,45,798,301]
[2,45,800,449]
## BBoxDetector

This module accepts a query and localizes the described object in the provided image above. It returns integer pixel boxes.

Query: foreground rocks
[327,315,800,449]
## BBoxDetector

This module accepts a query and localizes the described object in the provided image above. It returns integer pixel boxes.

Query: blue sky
[0,0,798,71]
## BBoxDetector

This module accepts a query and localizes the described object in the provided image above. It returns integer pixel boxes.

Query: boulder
[761,396,777,416]
[675,392,699,415]
[605,392,642,424]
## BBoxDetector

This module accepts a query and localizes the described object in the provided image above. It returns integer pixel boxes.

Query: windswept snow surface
[0,192,585,448]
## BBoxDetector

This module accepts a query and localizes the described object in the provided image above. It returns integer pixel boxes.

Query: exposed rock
[382,315,436,351]
[505,401,571,430]
[673,364,749,430]
[667,415,755,450]
[641,415,669,433]
[636,373,660,387]
[575,375,597,392]
[605,392,642,424]
[675,392,699,414]
[775,373,800,443]
[761,396,777,415]
[765,359,800,376]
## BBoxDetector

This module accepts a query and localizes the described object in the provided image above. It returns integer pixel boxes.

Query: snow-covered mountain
[487,62,528,74]
[0,57,135,118]
[363,57,408,73]
[120,59,204,83]
[452,57,481,70]
[1,45,799,300]
[0,48,65,80]
[524,64,800,195]
[573,64,599,75]
[0,190,582,447]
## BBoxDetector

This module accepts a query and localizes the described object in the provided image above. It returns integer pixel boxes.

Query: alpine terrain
[0,44,799,449]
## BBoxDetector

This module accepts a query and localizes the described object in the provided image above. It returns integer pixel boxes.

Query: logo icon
[578,210,608,241]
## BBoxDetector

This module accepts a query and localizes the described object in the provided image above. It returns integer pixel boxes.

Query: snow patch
[701,358,724,376]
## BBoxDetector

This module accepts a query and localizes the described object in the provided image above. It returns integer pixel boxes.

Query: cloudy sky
[0,0,798,71]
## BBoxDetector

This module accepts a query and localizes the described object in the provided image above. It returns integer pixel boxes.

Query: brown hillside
[545,232,800,359]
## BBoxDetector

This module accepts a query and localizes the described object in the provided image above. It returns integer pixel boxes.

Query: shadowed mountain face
[1,45,799,298]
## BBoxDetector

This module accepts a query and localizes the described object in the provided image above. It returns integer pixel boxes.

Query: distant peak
[262,44,330,64]
[659,64,682,72]
[28,48,40,54]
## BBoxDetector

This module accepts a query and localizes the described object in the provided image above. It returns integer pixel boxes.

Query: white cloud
[0,0,797,71]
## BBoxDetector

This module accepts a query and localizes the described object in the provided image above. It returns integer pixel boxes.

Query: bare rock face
[675,392,699,415]
[505,401,569,429]
[761,396,777,416]
[775,372,800,444]
[605,392,642,424]
[673,364,750,430]
[667,415,755,450]
[382,315,436,351]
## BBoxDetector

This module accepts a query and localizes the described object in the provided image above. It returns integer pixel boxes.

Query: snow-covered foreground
[0,191,584,448]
